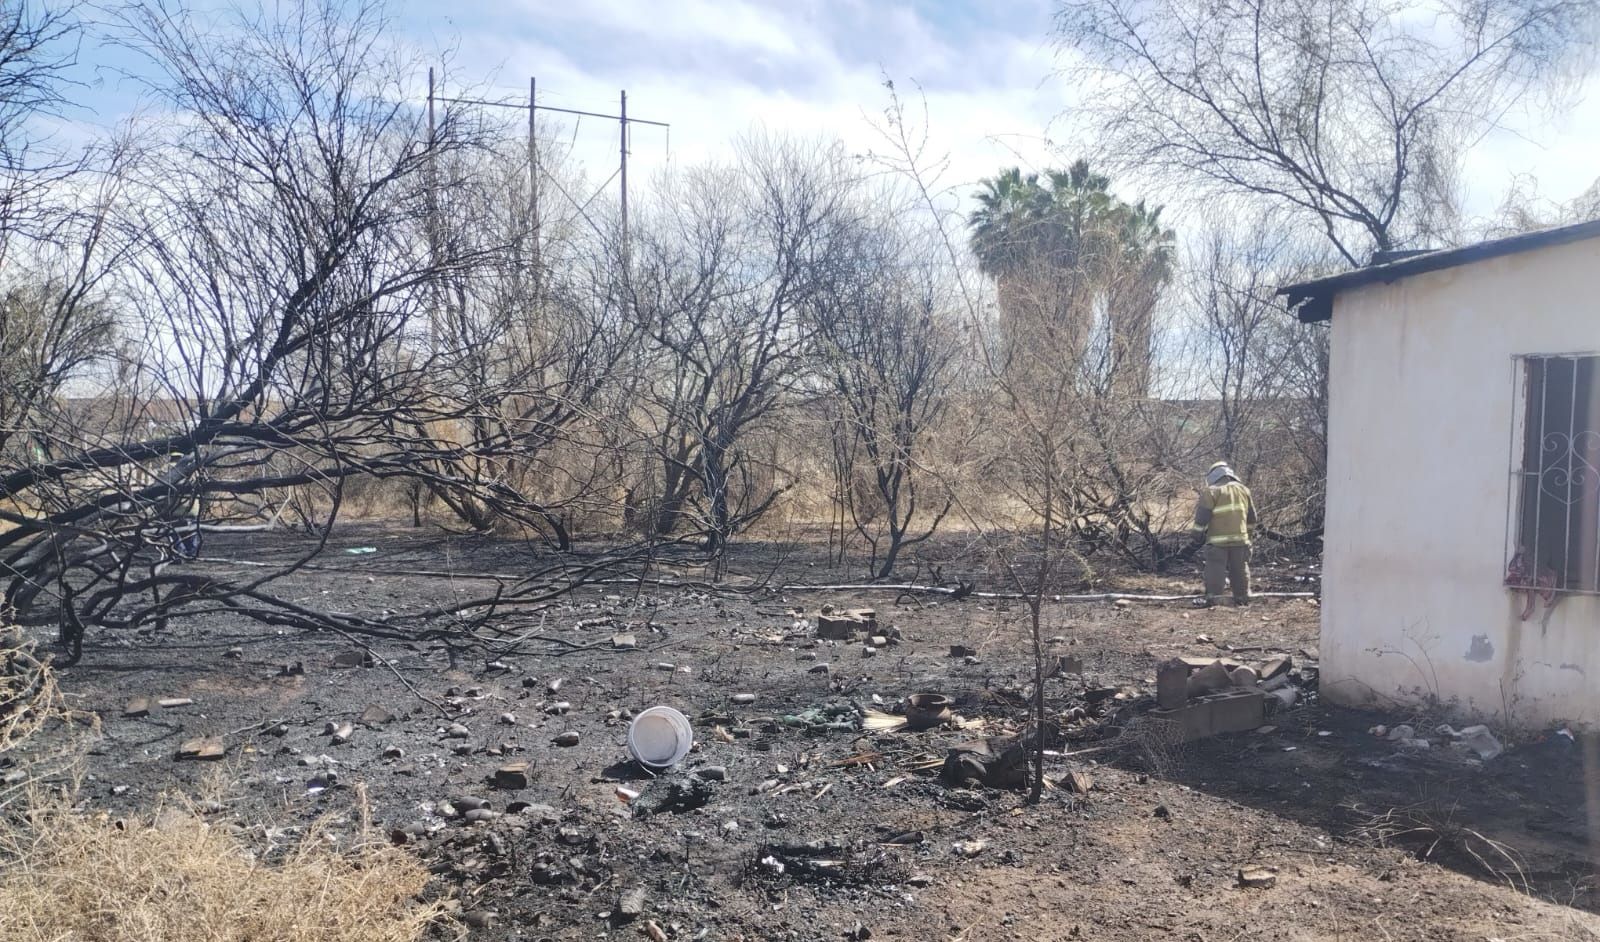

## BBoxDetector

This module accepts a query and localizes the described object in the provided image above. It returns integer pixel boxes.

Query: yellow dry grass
[0,793,454,942]
[0,630,60,754]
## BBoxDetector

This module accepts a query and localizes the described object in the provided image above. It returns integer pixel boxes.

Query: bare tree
[1056,0,1599,262]
[1485,173,1600,237]
[413,131,642,543]
[0,0,83,250]
[867,83,1095,803]
[0,0,638,661]
[625,136,855,556]
[811,218,959,579]
[1182,214,1333,533]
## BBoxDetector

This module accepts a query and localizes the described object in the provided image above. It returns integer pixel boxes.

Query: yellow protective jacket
[1192,479,1256,547]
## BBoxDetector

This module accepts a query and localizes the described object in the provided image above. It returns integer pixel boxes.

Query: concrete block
[1148,688,1265,742]
[1156,658,1188,710]
[817,609,875,640]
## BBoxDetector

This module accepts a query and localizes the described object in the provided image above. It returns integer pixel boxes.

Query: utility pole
[528,76,541,289]
[431,79,667,267]
[426,66,440,354]
[619,90,628,265]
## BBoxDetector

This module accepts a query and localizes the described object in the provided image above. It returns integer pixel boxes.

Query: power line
[427,76,669,267]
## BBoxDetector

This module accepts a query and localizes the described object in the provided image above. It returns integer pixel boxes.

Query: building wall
[1322,236,1600,729]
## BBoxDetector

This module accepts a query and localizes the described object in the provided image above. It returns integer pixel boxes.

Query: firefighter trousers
[1204,544,1251,604]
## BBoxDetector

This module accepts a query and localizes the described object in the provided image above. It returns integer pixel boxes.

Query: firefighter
[1190,461,1257,607]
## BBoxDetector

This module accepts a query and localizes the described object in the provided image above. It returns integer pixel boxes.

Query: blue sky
[400,0,1600,222]
[404,0,1069,193]
[67,0,1600,224]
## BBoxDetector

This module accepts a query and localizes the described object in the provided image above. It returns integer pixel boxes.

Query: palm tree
[968,167,1049,277]
[969,168,1052,367]
[969,161,1175,397]
[1104,198,1175,397]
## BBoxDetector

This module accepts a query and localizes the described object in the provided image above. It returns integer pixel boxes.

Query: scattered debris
[176,736,225,761]
[122,697,150,718]
[632,772,717,816]
[904,693,954,730]
[817,608,875,641]
[780,702,861,733]
[157,697,194,708]
[1452,724,1505,761]
[1186,661,1231,697]
[1050,654,1085,677]
[1156,659,1188,709]
[754,839,898,884]
[358,704,395,726]
[331,650,373,669]
[1150,688,1266,741]
[617,886,647,921]
[493,762,531,789]
[1228,666,1259,687]
[942,733,1029,789]
[952,840,987,858]
[628,705,694,769]
[612,633,637,650]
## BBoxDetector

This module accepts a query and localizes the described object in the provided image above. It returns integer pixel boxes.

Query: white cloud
[423,0,1067,204]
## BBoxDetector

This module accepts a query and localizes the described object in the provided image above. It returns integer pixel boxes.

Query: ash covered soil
[15,525,1600,942]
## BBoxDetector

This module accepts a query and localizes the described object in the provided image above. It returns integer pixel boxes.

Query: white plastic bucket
[627,706,694,769]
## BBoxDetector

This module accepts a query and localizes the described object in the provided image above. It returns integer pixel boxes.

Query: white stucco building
[1281,221,1600,729]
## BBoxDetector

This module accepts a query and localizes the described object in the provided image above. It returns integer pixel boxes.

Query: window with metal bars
[1513,355,1600,593]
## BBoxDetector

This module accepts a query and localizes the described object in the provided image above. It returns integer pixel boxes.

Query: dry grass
[0,790,455,942]
[1350,799,1532,894]
[0,629,60,753]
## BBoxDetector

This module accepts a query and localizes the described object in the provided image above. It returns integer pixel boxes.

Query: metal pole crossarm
[433,94,669,128]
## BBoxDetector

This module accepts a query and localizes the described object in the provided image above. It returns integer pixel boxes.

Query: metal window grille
[1510,355,1600,594]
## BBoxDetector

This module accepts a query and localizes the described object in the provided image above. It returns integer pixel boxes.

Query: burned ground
[8,526,1599,942]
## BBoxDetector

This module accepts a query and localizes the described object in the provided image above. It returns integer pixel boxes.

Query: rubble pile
[1367,721,1506,760]
[1146,652,1316,741]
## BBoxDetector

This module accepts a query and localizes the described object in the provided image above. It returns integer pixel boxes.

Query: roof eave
[1276,217,1600,322]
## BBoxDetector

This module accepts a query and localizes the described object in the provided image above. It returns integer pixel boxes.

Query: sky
[396,0,1600,225]
[64,0,1600,229]
[411,0,1069,202]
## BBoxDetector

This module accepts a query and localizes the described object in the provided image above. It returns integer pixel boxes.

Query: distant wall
[1321,236,1600,728]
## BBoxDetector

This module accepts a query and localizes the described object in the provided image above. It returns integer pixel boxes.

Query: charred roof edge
[1277,218,1600,323]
